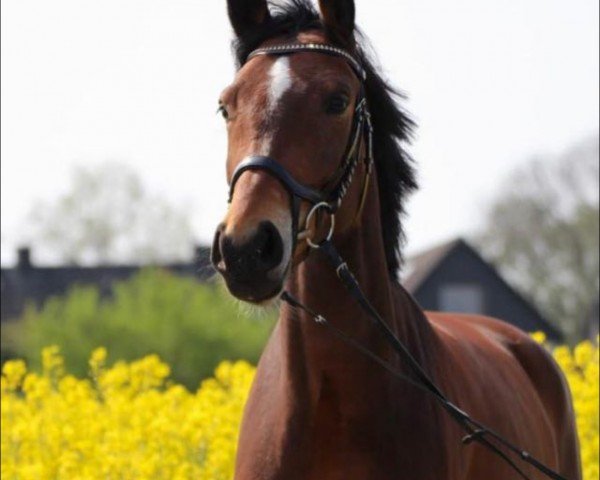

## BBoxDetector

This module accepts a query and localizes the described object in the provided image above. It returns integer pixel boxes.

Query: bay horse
[211,0,581,478]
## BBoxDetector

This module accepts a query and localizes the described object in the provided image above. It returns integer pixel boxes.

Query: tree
[477,135,599,343]
[26,162,194,265]
[2,269,275,388]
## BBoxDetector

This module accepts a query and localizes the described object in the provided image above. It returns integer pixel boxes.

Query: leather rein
[227,42,568,480]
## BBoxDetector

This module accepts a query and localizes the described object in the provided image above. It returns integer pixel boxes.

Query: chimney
[17,247,32,270]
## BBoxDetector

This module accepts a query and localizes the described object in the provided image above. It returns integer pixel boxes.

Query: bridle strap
[229,156,326,205]
[248,43,367,81]
[312,93,369,211]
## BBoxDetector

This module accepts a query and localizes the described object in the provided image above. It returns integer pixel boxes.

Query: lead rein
[280,239,568,480]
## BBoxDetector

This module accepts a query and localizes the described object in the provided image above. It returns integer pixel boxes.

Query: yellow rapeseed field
[1,347,253,480]
[1,338,598,479]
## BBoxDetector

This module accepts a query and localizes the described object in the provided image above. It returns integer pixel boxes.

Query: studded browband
[247,43,367,81]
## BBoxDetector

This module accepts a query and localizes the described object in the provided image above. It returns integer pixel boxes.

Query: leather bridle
[224,42,568,480]
[228,43,374,249]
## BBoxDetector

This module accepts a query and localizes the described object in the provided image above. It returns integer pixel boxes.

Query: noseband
[227,43,373,248]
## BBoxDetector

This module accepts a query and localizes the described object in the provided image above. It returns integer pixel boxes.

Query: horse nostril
[211,224,226,271]
[254,221,284,270]
[215,221,284,279]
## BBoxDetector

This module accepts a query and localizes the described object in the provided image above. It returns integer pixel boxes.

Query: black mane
[232,0,418,280]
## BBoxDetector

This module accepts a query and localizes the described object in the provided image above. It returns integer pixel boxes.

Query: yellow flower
[574,341,594,368]
[89,346,107,373]
[531,331,547,344]
[41,345,65,379]
[2,341,597,479]
[2,359,27,391]
[1,348,255,479]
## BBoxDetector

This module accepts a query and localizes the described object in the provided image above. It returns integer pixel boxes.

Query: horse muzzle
[211,221,288,303]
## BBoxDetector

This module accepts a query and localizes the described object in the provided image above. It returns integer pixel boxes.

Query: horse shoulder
[424,311,549,424]
[502,325,582,478]
[425,311,581,478]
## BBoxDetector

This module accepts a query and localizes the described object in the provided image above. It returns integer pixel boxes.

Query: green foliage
[477,135,599,343]
[27,162,193,264]
[2,269,276,389]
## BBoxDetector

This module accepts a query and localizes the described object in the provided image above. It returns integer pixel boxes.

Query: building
[1,247,213,322]
[2,240,564,341]
[401,238,563,341]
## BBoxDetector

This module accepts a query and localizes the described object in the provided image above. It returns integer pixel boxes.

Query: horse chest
[235,369,451,480]
[306,383,450,480]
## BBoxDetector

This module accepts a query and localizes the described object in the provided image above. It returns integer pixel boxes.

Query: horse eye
[217,104,229,120]
[326,94,350,115]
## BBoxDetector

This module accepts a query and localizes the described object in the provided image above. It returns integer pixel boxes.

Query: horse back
[425,311,582,479]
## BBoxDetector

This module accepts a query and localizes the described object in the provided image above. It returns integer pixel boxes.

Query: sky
[1,0,598,266]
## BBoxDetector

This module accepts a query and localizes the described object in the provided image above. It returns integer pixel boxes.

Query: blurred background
[1,0,598,387]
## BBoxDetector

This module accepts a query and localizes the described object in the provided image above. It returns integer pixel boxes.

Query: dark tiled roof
[400,238,563,341]
[401,239,461,293]
[1,247,214,322]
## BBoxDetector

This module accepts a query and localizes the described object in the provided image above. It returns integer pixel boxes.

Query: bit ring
[304,202,335,249]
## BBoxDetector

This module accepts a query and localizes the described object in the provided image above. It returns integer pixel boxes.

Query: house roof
[401,239,461,293]
[400,238,564,341]
[1,246,214,322]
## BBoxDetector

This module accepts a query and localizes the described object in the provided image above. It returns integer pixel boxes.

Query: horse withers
[211,1,582,478]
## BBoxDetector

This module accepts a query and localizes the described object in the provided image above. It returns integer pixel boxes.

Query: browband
[247,43,366,81]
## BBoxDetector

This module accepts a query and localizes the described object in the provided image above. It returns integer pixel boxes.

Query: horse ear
[318,0,356,43]
[227,0,271,39]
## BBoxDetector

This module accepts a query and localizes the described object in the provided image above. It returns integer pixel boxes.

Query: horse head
[212,0,370,303]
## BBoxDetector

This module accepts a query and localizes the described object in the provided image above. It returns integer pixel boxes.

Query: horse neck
[281,171,434,380]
